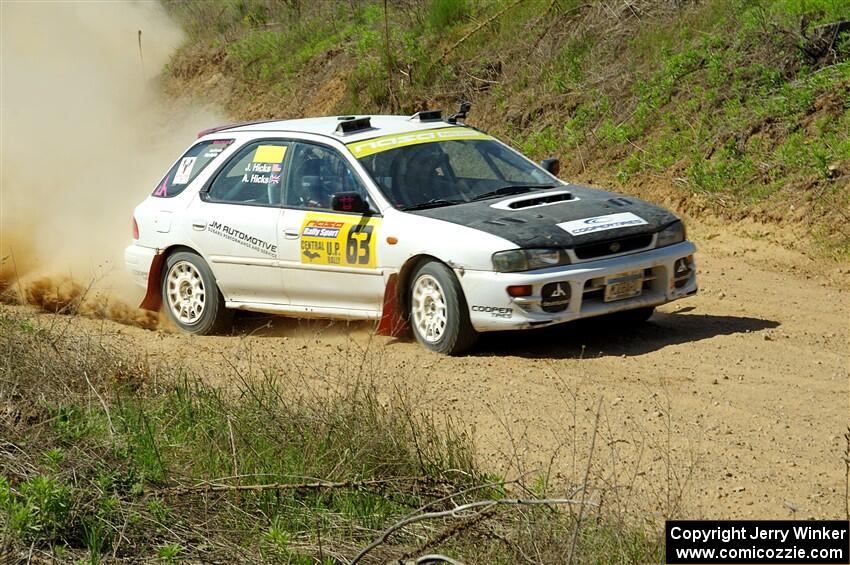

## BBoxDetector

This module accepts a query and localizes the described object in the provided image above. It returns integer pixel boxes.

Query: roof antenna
[447,101,471,124]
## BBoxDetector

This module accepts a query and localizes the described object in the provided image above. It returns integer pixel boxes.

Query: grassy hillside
[163,0,850,254]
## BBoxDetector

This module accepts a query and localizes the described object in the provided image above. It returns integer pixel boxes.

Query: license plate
[603,270,643,302]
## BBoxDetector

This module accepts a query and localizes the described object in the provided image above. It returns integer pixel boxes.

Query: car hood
[407,184,679,248]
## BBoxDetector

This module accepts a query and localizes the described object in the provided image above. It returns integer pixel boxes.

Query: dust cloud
[0,1,225,328]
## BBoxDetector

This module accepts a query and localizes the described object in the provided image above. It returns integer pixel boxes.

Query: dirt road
[6,219,848,520]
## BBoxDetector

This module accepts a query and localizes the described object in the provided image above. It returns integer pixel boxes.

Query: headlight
[492,248,570,272]
[656,221,686,248]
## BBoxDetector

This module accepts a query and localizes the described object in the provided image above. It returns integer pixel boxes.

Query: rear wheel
[162,251,232,334]
[408,261,478,355]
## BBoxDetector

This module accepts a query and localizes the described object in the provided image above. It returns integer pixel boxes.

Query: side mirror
[540,158,560,177]
[331,192,370,214]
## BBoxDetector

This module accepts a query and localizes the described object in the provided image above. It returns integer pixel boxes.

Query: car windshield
[353,136,559,210]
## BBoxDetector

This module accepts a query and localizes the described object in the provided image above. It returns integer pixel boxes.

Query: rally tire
[408,261,478,355]
[161,251,232,335]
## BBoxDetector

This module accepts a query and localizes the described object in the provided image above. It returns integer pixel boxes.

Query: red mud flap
[139,253,164,312]
[375,274,409,338]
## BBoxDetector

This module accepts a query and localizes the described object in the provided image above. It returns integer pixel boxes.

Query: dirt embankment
[6,220,847,520]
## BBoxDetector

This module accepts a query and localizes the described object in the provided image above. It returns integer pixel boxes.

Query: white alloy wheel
[411,273,448,343]
[166,260,206,325]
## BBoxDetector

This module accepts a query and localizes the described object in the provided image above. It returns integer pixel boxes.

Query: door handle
[284,229,300,239]
[192,222,207,231]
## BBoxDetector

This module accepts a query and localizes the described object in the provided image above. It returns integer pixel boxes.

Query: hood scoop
[490,189,576,211]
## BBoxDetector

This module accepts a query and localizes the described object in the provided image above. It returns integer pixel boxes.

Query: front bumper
[460,241,698,332]
[124,243,158,288]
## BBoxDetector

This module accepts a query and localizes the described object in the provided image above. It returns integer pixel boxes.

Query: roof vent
[335,117,373,135]
[410,110,443,122]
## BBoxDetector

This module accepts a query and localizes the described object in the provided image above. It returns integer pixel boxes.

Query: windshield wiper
[401,198,465,211]
[470,184,556,202]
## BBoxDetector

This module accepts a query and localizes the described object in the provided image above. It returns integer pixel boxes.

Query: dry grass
[0,308,668,563]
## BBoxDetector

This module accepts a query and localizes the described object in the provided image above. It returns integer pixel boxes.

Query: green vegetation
[0,311,664,562]
[163,0,850,255]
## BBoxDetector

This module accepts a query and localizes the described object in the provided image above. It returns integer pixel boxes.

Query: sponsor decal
[173,156,197,185]
[347,127,494,158]
[557,212,648,236]
[153,178,168,197]
[299,212,380,268]
[211,139,234,145]
[302,219,343,239]
[548,283,568,297]
[471,305,513,319]
[253,145,287,164]
[202,146,227,159]
[208,220,277,257]
[541,281,571,313]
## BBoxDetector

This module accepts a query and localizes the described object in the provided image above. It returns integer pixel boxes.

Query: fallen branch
[352,496,595,564]
[399,507,496,561]
[162,476,444,496]
[401,555,466,565]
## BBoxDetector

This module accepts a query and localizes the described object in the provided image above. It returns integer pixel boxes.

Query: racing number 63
[345,225,373,265]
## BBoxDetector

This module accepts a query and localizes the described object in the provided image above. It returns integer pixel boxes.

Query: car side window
[153,139,234,198]
[207,141,288,205]
[285,142,370,211]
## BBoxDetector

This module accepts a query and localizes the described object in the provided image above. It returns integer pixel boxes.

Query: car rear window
[152,139,234,198]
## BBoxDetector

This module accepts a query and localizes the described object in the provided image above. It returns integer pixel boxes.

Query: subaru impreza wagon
[126,110,697,354]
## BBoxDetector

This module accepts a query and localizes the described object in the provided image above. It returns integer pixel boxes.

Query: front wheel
[408,261,478,355]
[161,251,232,334]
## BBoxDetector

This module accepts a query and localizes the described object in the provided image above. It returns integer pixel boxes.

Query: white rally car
[126,109,697,354]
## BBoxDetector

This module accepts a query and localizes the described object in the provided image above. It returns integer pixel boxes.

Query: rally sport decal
[299,213,380,269]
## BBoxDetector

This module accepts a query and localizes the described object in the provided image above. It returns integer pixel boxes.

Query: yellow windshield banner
[347,126,494,158]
